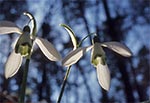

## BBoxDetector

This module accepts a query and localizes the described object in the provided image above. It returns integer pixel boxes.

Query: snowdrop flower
[62,35,132,91]
[0,12,61,79]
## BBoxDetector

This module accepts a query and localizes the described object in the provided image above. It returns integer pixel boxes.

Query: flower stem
[57,33,95,103]
[57,66,71,103]
[78,32,96,47]
[19,58,30,103]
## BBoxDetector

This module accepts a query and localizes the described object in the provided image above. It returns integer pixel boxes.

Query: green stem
[18,12,35,103]
[78,32,96,47]
[23,12,37,39]
[57,32,95,103]
[19,58,30,103]
[57,66,71,103]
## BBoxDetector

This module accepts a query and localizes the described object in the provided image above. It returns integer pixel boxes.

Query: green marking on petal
[91,43,106,66]
[18,43,31,56]
[15,26,32,57]
[92,54,106,66]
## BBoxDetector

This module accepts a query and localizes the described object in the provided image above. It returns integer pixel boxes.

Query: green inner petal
[92,54,106,66]
[91,43,106,67]
[18,44,31,57]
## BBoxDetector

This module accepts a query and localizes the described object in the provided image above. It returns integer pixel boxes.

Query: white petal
[62,46,93,67]
[60,24,77,49]
[96,61,110,91]
[101,42,132,57]
[35,37,61,61]
[0,21,22,34]
[11,37,19,49]
[5,50,22,79]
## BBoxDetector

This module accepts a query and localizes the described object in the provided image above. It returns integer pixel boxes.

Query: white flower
[0,17,61,79]
[62,36,132,91]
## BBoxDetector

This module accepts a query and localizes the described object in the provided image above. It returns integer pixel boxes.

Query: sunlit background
[0,0,150,103]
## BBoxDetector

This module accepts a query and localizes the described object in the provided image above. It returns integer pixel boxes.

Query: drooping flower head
[15,25,32,57]
[62,35,132,91]
[0,12,61,78]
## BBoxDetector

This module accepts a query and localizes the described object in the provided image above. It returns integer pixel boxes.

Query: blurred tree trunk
[133,47,150,101]
[131,61,147,101]
[102,0,135,102]
[95,0,101,35]
[2,78,9,92]
[38,64,46,101]
[78,1,92,44]
[94,1,110,102]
